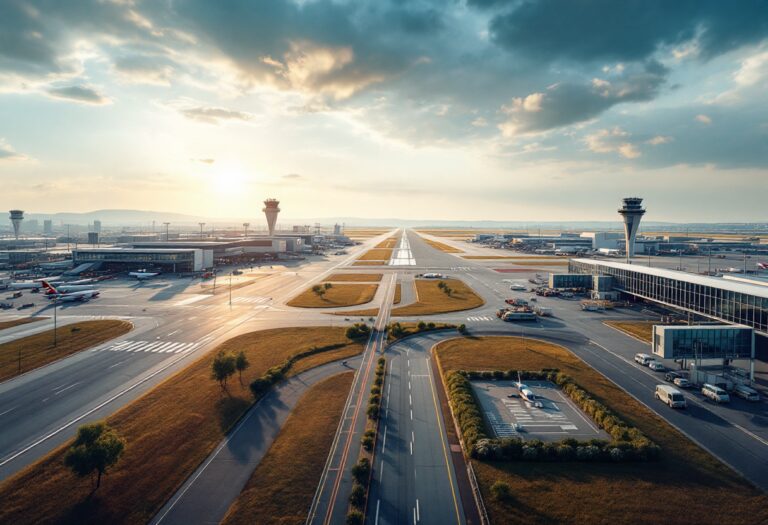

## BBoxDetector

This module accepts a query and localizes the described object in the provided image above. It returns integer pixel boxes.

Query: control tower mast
[618,197,646,262]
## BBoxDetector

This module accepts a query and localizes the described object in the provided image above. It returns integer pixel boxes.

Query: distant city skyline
[1,1,767,221]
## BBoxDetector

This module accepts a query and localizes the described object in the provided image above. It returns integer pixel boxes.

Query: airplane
[513,372,539,405]
[757,262,768,270]
[41,280,98,294]
[33,275,64,283]
[42,281,100,302]
[422,273,445,279]
[129,271,160,280]
[65,278,97,285]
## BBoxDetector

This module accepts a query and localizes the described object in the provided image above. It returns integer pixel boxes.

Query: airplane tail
[41,280,58,294]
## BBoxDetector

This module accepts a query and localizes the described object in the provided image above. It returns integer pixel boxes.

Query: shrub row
[388,321,459,342]
[248,342,347,399]
[346,457,371,524]
[446,369,660,462]
[346,323,371,341]
[367,357,386,420]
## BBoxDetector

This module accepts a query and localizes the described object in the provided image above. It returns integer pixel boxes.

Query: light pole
[199,222,206,240]
[243,222,250,238]
[53,295,58,347]
[163,222,171,242]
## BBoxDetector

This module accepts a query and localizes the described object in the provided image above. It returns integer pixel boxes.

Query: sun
[209,162,248,196]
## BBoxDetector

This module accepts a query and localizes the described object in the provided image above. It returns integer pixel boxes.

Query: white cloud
[503,92,544,113]
[695,114,712,124]
[584,127,641,159]
[0,138,31,162]
[646,135,673,145]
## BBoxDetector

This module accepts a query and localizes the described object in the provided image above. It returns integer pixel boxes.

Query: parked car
[648,361,666,372]
[17,303,34,310]
[655,384,687,408]
[664,371,681,382]
[673,378,692,389]
[634,353,655,366]
[733,384,760,402]
[702,383,730,403]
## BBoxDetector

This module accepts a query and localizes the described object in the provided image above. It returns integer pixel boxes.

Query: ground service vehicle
[665,371,681,382]
[673,378,691,389]
[648,361,665,372]
[655,385,687,408]
[634,353,655,366]
[702,383,730,403]
[733,384,760,401]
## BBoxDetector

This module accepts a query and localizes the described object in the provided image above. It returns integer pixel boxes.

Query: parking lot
[471,379,609,442]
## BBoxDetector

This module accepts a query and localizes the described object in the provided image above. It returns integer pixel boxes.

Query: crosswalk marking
[451,266,471,271]
[467,316,494,322]
[96,340,200,354]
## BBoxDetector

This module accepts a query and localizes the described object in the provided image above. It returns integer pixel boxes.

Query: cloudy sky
[1,0,767,222]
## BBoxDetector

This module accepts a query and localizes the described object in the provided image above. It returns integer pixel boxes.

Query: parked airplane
[42,281,98,294]
[422,273,445,279]
[42,281,100,302]
[513,372,539,405]
[129,271,160,280]
[757,262,768,270]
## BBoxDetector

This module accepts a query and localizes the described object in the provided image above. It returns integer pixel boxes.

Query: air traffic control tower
[618,197,645,261]
[263,198,280,237]
[9,210,24,240]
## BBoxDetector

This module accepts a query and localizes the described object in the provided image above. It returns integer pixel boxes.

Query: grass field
[332,283,401,317]
[604,320,655,343]
[221,372,354,525]
[357,248,393,261]
[462,256,563,261]
[0,320,132,382]
[287,283,378,308]
[391,278,484,316]
[422,238,464,253]
[323,273,382,282]
[0,317,46,331]
[375,237,398,249]
[0,327,364,525]
[435,337,768,525]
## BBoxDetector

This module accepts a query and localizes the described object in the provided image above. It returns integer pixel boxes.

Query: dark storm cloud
[500,62,667,134]
[0,1,66,75]
[46,85,109,104]
[488,0,768,63]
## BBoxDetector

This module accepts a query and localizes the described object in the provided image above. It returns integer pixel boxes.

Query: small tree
[437,281,446,290]
[312,284,326,299]
[458,324,468,335]
[349,483,366,508]
[443,286,453,297]
[211,351,237,393]
[64,422,125,492]
[346,510,364,525]
[417,320,427,331]
[324,282,333,291]
[351,457,370,483]
[235,350,250,385]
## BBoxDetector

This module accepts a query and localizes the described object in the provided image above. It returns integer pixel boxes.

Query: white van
[702,383,730,403]
[634,353,654,366]
[733,385,760,402]
[655,385,687,408]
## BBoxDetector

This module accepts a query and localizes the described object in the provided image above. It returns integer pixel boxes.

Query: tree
[437,281,446,290]
[211,351,237,393]
[490,480,512,502]
[64,422,125,492]
[443,286,453,297]
[312,284,326,299]
[458,324,468,335]
[324,282,333,290]
[235,350,250,385]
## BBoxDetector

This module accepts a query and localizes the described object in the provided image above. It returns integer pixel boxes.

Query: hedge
[445,369,660,462]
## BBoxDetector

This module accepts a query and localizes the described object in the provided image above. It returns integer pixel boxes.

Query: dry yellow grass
[391,278,484,316]
[393,283,401,304]
[0,327,364,525]
[422,238,464,253]
[323,273,382,282]
[435,337,768,525]
[0,320,132,382]
[287,283,378,308]
[332,283,401,317]
[604,320,655,343]
[0,317,46,331]
[221,372,354,525]
[375,237,398,249]
[358,248,393,261]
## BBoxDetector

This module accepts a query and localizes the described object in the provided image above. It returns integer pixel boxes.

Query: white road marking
[382,425,387,452]
[375,500,380,525]
[416,499,420,522]
[0,406,16,417]
[53,382,80,395]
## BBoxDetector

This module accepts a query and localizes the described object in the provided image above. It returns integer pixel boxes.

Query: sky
[0,0,767,223]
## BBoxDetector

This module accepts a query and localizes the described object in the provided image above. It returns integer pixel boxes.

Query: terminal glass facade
[570,260,768,335]
[548,274,593,289]
[653,326,754,359]
[73,250,196,272]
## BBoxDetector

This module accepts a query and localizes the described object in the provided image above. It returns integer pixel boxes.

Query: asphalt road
[367,333,465,525]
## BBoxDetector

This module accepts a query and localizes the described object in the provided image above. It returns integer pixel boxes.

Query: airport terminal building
[569,259,768,337]
[73,248,213,272]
